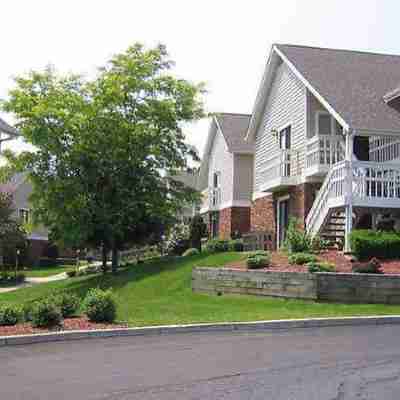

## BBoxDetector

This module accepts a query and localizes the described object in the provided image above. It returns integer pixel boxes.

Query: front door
[277,198,289,248]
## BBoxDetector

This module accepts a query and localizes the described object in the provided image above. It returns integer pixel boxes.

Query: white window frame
[315,111,336,136]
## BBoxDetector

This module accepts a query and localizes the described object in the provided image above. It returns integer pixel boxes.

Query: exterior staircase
[320,210,345,246]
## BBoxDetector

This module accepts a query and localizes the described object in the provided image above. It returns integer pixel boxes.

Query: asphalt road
[2,324,400,399]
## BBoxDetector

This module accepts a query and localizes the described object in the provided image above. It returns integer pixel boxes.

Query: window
[213,171,221,188]
[279,125,291,149]
[19,209,30,224]
[316,112,343,135]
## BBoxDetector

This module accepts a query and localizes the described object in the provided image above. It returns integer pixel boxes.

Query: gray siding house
[246,44,400,251]
[199,113,253,238]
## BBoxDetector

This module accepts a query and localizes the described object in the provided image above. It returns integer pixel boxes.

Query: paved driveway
[2,324,400,399]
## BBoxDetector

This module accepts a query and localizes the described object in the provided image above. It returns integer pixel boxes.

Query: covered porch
[306,129,400,252]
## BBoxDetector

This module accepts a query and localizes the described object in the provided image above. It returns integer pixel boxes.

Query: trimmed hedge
[83,288,116,323]
[246,251,271,269]
[307,261,335,273]
[288,253,317,265]
[0,304,23,326]
[350,230,400,260]
[31,299,63,328]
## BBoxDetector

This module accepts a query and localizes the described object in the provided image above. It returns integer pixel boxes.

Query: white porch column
[344,130,354,253]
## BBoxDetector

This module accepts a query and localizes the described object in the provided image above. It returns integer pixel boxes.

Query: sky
[0,0,398,157]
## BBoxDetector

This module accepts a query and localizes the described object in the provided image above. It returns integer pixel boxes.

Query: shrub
[31,299,63,328]
[307,261,335,273]
[284,218,312,253]
[182,248,200,257]
[246,251,271,269]
[311,236,329,252]
[53,292,80,318]
[350,229,400,260]
[164,223,191,255]
[205,239,229,253]
[288,253,317,265]
[228,239,244,252]
[352,257,383,274]
[0,304,23,326]
[83,288,116,323]
[22,303,34,322]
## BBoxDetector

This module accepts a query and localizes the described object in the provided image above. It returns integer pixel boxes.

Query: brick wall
[250,183,322,248]
[219,207,251,239]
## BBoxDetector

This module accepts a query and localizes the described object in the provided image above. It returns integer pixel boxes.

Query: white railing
[306,135,345,170]
[352,161,400,201]
[369,136,400,162]
[260,149,300,183]
[209,187,221,208]
[306,160,347,236]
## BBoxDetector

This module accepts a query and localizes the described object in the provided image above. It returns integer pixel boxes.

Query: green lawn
[21,265,75,278]
[1,252,400,326]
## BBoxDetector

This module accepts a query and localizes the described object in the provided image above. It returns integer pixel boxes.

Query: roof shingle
[276,44,400,132]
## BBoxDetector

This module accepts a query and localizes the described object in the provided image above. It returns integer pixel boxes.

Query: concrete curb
[1,316,400,347]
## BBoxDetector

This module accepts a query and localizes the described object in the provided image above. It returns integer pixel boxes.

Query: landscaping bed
[0,317,127,337]
[1,252,400,327]
[224,250,400,274]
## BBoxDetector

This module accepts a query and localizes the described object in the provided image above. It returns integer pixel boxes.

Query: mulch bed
[0,317,127,337]
[224,250,400,274]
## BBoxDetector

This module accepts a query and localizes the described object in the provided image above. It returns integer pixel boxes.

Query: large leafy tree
[1,44,204,272]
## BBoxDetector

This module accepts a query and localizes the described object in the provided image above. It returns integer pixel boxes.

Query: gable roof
[275,44,400,133]
[214,113,252,153]
[198,113,253,190]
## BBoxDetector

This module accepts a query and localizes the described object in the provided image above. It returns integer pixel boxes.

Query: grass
[20,265,75,278]
[1,252,400,326]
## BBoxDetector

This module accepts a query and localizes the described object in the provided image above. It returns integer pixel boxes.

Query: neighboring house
[169,170,200,223]
[199,113,253,238]
[0,173,49,263]
[246,44,400,251]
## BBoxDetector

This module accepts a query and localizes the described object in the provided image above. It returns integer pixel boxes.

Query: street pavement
[2,324,400,399]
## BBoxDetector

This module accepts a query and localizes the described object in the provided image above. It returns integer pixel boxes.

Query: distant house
[0,173,49,263]
[198,113,253,238]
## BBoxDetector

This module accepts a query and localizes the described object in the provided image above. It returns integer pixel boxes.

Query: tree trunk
[111,242,119,274]
[101,244,108,273]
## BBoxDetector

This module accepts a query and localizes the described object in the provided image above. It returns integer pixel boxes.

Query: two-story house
[199,113,253,238]
[247,44,400,252]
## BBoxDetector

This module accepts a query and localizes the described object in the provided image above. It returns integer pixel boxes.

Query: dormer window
[316,111,342,135]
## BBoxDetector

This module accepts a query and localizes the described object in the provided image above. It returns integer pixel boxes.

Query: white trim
[252,191,272,201]
[273,46,350,132]
[219,200,252,209]
[200,200,252,214]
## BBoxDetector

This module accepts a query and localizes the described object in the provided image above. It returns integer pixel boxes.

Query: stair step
[327,222,345,226]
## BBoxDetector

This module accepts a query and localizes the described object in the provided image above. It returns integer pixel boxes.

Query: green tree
[0,192,26,266]
[1,43,204,272]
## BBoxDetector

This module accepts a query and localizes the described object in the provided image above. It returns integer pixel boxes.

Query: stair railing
[306,160,347,236]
